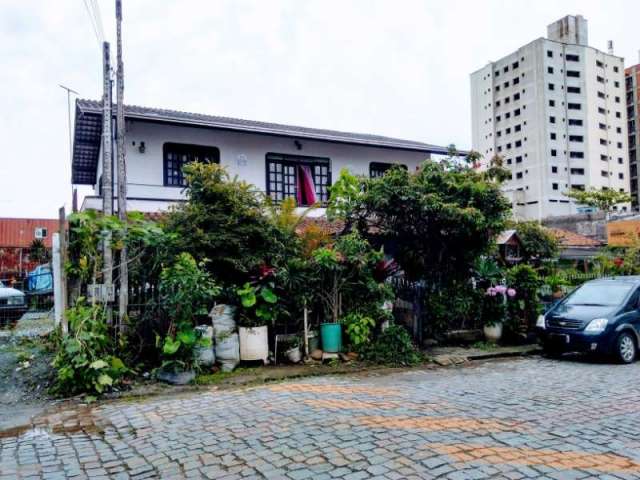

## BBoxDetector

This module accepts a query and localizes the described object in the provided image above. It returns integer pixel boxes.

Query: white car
[0,281,27,324]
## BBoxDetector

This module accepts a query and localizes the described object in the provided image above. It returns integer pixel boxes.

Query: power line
[83,0,102,47]
[91,0,106,41]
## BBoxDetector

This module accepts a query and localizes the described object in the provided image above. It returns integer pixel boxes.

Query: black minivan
[537,277,640,363]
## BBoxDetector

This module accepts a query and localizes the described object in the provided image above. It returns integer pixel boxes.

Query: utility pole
[115,0,128,330]
[102,41,114,322]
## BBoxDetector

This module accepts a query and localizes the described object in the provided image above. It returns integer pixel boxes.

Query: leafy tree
[163,163,291,288]
[347,161,511,283]
[29,239,50,264]
[565,187,632,219]
[512,221,559,262]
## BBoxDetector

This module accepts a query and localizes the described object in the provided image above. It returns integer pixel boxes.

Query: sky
[1,0,639,218]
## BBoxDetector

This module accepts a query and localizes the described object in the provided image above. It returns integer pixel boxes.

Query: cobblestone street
[3,356,640,479]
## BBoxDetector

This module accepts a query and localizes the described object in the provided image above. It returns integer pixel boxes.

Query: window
[34,228,47,239]
[599,123,607,130]
[514,124,521,132]
[512,61,519,69]
[614,80,620,88]
[566,54,580,62]
[551,149,557,157]
[597,76,605,83]
[369,162,406,179]
[552,183,559,190]
[163,143,220,186]
[514,108,521,116]
[515,140,522,148]
[550,132,557,140]
[572,184,585,190]
[495,100,501,107]
[601,170,609,177]
[549,116,556,124]
[570,168,585,175]
[513,77,520,85]
[566,70,580,78]
[600,139,608,146]
[568,119,583,126]
[616,111,621,118]
[597,91,605,99]
[516,172,523,179]
[547,66,554,74]
[568,103,581,110]
[569,151,584,158]
[503,66,509,73]
[596,60,604,68]
[513,92,520,101]
[601,154,608,161]
[504,81,510,88]
[266,153,331,205]
[614,66,619,73]
[548,83,555,91]
[547,50,553,58]
[615,96,621,103]
[619,172,625,179]
[551,166,558,173]
[569,135,583,142]
[617,142,623,148]
[567,86,581,94]
[515,156,523,163]
[549,99,555,107]
[598,107,606,114]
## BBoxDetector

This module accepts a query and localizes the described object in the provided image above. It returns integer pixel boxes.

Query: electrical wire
[91,0,106,42]
[82,0,103,46]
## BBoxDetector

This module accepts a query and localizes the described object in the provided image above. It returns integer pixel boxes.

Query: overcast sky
[1,0,639,218]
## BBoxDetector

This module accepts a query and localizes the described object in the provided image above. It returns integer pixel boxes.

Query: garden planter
[320,323,343,353]
[239,326,269,363]
[285,346,302,363]
[307,330,320,352]
[483,322,503,343]
[156,369,195,385]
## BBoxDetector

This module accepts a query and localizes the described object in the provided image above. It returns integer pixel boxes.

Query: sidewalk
[425,344,542,366]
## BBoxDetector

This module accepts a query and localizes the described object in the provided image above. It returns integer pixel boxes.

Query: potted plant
[312,247,345,353]
[236,282,278,363]
[284,337,302,363]
[157,323,211,384]
[545,274,567,300]
[482,284,516,343]
[156,253,220,383]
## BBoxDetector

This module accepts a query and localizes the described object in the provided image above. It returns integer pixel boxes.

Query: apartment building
[471,15,629,221]
[626,62,640,209]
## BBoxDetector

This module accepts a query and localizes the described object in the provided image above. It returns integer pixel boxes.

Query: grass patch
[471,341,498,351]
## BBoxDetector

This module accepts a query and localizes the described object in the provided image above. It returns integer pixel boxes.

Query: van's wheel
[615,332,636,364]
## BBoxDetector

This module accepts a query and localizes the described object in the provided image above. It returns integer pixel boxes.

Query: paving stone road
[2,356,640,479]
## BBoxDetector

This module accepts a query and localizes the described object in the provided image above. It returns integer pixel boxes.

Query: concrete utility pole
[101,41,114,320]
[115,0,128,329]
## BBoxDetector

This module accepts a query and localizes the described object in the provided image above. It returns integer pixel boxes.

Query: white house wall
[93,120,430,211]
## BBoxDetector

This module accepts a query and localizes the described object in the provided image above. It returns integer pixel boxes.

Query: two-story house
[72,99,451,213]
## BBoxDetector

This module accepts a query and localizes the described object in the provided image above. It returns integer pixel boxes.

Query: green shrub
[157,253,220,372]
[51,300,128,397]
[156,322,210,373]
[506,264,542,331]
[360,325,423,366]
[343,313,375,348]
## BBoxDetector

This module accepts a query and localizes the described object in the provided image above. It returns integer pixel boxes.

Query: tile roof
[546,227,602,248]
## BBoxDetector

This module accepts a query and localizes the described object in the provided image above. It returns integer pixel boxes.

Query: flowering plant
[482,284,516,327]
